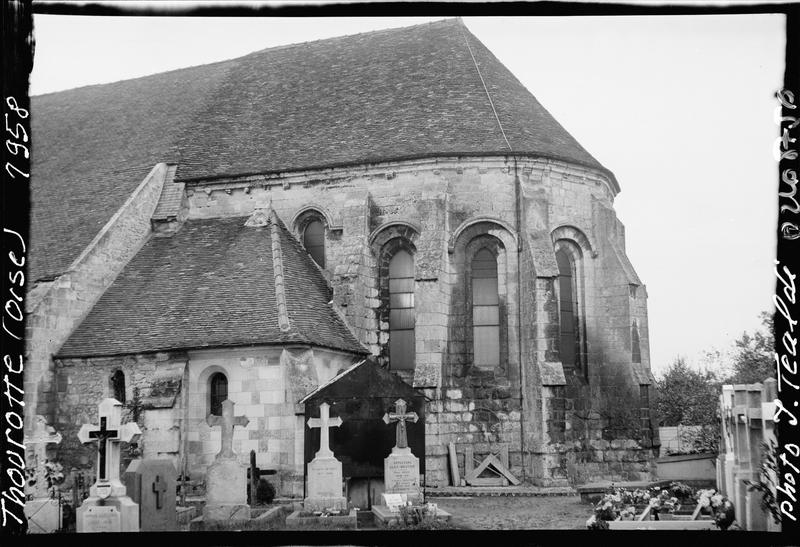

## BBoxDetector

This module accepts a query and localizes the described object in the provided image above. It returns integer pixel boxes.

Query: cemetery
[20,374,784,533]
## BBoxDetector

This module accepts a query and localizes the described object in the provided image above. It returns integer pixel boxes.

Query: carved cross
[383,398,418,450]
[307,402,342,458]
[152,475,167,509]
[207,399,249,459]
[78,398,141,483]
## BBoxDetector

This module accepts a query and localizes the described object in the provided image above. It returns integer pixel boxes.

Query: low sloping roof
[56,212,368,358]
[31,18,612,282]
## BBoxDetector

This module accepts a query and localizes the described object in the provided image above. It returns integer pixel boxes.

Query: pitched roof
[56,211,368,358]
[30,18,612,282]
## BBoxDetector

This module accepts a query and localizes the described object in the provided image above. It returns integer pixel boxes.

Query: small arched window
[388,250,415,370]
[631,321,642,363]
[556,248,581,369]
[472,248,500,367]
[209,373,228,416]
[111,370,126,403]
[303,219,325,268]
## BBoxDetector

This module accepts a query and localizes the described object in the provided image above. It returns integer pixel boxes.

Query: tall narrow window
[388,250,415,370]
[556,248,581,368]
[472,248,500,367]
[631,321,642,363]
[639,385,651,431]
[111,370,126,404]
[209,373,228,416]
[303,219,325,268]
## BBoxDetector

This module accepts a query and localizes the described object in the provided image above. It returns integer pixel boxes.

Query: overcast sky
[29,13,785,375]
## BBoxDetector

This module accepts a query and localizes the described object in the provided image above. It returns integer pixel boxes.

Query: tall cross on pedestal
[207,399,249,459]
[78,398,141,487]
[307,402,342,458]
[383,398,418,450]
[152,475,167,509]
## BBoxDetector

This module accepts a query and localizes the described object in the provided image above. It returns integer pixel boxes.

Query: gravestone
[203,400,250,522]
[23,416,63,533]
[76,398,142,533]
[382,399,422,503]
[123,459,177,531]
[305,402,347,511]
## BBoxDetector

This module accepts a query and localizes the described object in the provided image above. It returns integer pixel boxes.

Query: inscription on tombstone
[82,505,122,533]
[382,399,422,503]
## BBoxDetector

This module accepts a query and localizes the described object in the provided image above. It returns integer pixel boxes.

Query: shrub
[255,478,275,505]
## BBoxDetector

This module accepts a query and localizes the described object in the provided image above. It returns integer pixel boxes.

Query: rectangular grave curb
[188,503,293,531]
[372,504,452,528]
[285,509,357,530]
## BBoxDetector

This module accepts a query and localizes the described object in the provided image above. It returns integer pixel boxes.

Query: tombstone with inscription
[76,398,142,533]
[202,399,250,523]
[382,399,422,503]
[23,416,63,533]
[305,402,347,512]
[123,459,178,531]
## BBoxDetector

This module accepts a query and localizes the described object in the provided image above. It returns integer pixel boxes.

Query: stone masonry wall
[54,351,186,477]
[185,346,357,498]
[176,155,651,486]
[25,163,169,430]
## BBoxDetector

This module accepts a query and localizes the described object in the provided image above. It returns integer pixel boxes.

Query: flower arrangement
[586,482,704,529]
[696,489,738,530]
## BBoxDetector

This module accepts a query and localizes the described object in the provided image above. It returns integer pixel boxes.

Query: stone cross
[24,415,63,498]
[78,398,141,485]
[383,398,418,450]
[24,415,62,469]
[307,402,342,458]
[152,475,167,510]
[206,399,249,459]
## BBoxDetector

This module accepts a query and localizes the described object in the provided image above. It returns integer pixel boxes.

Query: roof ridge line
[458,21,513,153]
[269,205,292,333]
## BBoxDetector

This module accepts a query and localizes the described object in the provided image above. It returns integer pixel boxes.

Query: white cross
[24,415,62,468]
[307,402,342,458]
[78,398,140,490]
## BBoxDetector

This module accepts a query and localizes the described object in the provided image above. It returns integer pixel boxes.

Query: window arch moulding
[550,225,597,258]
[449,216,519,254]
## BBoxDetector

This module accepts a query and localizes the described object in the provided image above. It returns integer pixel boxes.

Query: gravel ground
[428,495,590,530]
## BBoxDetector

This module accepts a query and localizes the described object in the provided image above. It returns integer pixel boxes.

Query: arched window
[209,373,228,416]
[556,248,581,369]
[388,250,415,370]
[631,321,641,363]
[472,248,500,368]
[303,219,325,268]
[111,370,126,403]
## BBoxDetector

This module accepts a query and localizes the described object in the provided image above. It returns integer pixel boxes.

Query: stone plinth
[305,456,347,511]
[24,498,61,534]
[384,447,422,504]
[203,457,249,522]
[76,495,139,533]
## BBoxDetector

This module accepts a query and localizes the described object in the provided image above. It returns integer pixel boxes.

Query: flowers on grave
[44,460,65,496]
[696,488,738,530]
[586,482,697,529]
[25,459,65,499]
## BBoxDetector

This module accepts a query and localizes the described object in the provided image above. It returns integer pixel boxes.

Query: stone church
[26,19,658,498]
